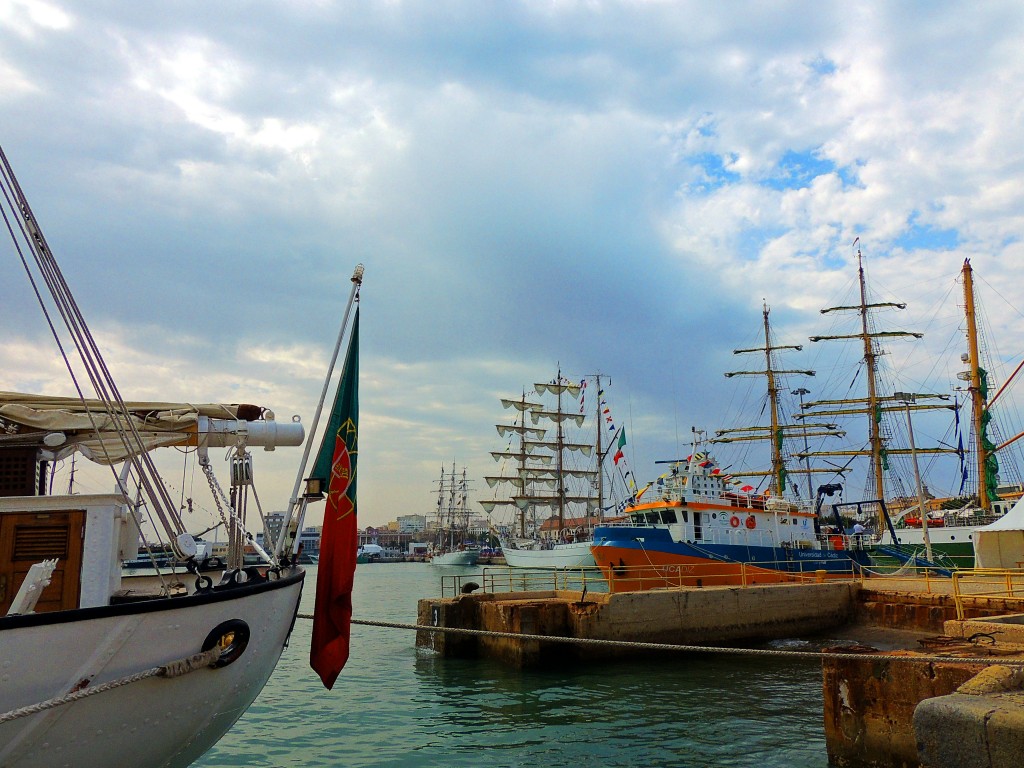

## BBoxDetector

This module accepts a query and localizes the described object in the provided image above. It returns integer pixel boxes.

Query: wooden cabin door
[0,509,84,615]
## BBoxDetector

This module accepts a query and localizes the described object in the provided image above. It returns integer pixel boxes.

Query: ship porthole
[202,619,251,668]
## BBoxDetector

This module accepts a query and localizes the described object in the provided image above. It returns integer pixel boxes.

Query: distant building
[263,511,286,547]
[255,512,321,559]
[396,514,427,533]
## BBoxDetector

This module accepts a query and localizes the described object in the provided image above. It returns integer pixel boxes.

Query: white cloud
[0,0,71,39]
[5,1,1024,526]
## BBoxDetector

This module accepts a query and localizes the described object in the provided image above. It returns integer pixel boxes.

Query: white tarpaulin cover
[973,495,1024,569]
[0,391,243,464]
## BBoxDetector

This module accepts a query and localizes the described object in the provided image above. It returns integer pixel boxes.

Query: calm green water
[194,563,829,768]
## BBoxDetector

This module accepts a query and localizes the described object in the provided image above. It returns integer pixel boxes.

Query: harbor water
[194,563,830,768]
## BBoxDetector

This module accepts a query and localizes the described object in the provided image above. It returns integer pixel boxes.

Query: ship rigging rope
[0,146,186,545]
[0,647,222,726]
[294,616,1024,667]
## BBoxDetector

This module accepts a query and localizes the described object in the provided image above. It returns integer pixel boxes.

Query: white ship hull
[500,539,595,569]
[430,550,479,566]
[0,569,304,768]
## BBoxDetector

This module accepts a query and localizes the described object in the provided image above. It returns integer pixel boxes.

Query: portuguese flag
[310,310,359,690]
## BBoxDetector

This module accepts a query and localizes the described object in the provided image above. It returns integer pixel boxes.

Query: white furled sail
[480,369,609,568]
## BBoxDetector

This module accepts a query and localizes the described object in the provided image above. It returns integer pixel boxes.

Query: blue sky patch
[894,216,960,251]
[689,152,741,192]
[765,150,837,191]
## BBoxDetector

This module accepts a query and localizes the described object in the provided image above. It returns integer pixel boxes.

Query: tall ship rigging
[480,371,608,569]
[711,302,846,501]
[429,462,479,566]
[591,307,868,590]
[866,259,1024,564]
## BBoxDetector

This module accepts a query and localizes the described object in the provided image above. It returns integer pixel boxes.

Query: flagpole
[273,264,364,560]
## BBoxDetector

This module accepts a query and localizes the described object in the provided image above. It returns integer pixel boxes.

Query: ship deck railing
[440,562,1024,601]
[440,559,859,597]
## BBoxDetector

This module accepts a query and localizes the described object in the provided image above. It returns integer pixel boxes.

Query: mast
[806,243,954,506]
[714,302,840,496]
[556,368,565,531]
[962,259,990,509]
[594,373,604,515]
[517,391,532,537]
[480,371,596,540]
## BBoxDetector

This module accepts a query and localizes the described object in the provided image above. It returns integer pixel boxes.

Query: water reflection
[195,563,828,768]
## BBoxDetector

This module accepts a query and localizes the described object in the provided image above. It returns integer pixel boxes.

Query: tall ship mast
[429,462,478,566]
[959,258,1024,511]
[802,244,956,504]
[480,369,600,568]
[712,302,843,499]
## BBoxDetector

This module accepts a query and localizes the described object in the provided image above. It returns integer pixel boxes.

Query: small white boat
[430,547,480,566]
[357,543,385,563]
[499,539,594,569]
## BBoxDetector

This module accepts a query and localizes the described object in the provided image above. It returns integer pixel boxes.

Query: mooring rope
[294,614,1024,667]
[0,647,223,726]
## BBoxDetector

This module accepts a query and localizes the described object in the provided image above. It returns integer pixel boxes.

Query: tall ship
[480,371,608,569]
[871,259,1024,564]
[429,462,479,566]
[803,251,1022,566]
[591,306,868,590]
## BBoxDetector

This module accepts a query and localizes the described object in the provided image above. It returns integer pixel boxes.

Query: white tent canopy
[973,495,1024,569]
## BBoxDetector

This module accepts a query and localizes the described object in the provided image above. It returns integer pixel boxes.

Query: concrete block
[986,694,1024,768]
[914,694,995,768]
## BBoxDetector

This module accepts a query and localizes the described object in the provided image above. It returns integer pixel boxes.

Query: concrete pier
[417,581,859,666]
[821,600,1024,768]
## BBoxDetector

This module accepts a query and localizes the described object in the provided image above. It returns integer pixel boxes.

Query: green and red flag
[310,309,359,690]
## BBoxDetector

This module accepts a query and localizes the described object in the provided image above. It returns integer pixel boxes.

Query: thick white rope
[292,614,1024,667]
[0,647,222,726]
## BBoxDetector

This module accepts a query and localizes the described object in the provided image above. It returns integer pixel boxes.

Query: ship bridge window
[660,510,677,524]
[644,512,662,524]
[680,510,688,523]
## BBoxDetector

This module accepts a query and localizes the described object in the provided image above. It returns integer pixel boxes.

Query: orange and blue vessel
[591,452,870,592]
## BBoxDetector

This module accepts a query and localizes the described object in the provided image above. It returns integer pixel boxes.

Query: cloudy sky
[3,1,1024,533]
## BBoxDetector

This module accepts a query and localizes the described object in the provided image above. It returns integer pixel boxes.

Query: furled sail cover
[0,391,242,464]
[479,500,517,513]
[563,443,594,456]
[485,476,524,488]
[529,410,586,427]
[533,383,581,399]
[519,467,597,480]
[496,424,546,438]
[501,399,543,412]
[514,496,560,511]
[491,451,553,464]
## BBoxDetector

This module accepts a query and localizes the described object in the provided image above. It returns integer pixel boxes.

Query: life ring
[729,516,740,528]
[745,516,757,530]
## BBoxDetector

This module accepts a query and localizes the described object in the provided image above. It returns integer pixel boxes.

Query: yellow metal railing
[951,569,1024,620]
